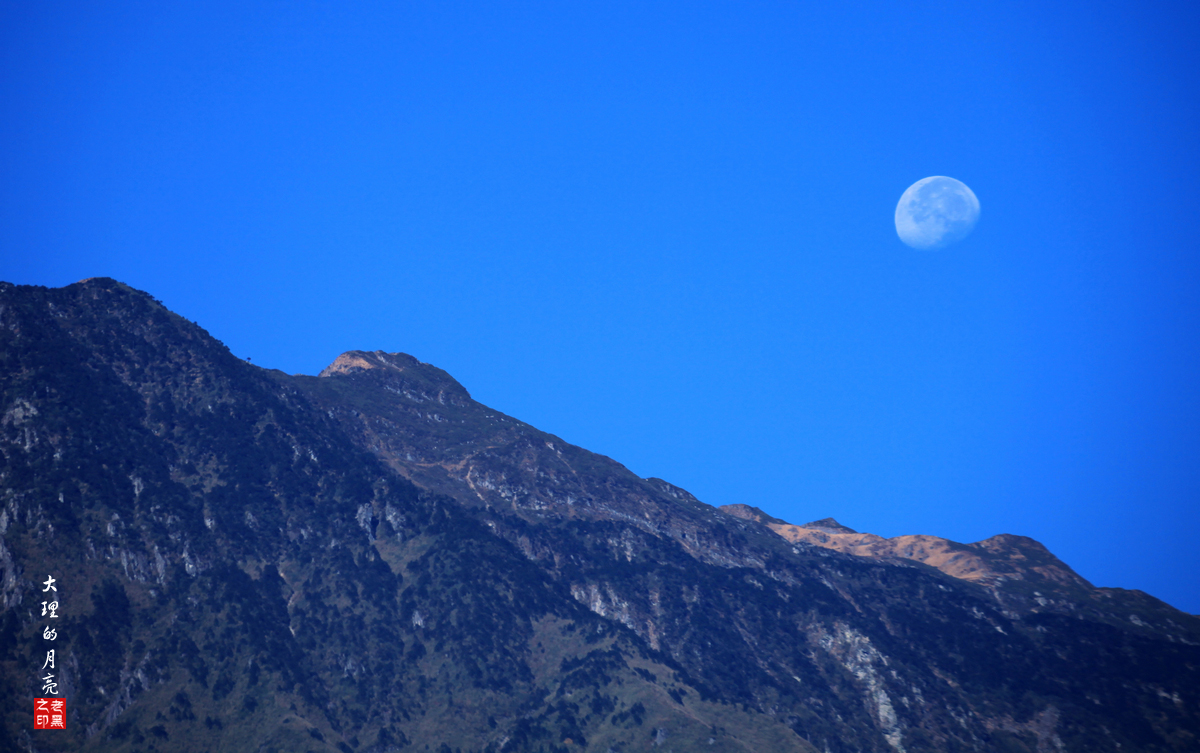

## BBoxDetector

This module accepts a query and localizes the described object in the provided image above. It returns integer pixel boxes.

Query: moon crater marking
[895,176,980,250]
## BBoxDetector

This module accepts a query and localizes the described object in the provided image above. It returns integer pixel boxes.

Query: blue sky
[3,1,1199,612]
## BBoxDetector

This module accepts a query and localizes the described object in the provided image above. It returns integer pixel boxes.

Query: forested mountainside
[2,278,1198,753]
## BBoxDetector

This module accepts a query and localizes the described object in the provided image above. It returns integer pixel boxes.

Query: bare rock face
[318,349,472,400]
[718,503,1091,592]
[756,516,1090,590]
[3,278,1200,753]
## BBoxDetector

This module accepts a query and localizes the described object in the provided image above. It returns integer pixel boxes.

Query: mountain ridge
[294,350,1131,604]
[716,503,1093,590]
[2,278,1198,752]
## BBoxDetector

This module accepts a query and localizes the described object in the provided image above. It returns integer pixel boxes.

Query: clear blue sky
[4,1,1199,613]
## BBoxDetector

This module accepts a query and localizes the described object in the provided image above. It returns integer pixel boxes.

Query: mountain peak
[718,503,787,525]
[757,516,1092,591]
[72,275,121,286]
[800,517,858,534]
[318,349,471,399]
[319,349,423,377]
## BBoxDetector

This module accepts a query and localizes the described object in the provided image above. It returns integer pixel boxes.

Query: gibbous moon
[895,176,980,250]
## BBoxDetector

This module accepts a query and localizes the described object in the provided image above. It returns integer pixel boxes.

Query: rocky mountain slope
[719,506,1090,589]
[2,278,1198,752]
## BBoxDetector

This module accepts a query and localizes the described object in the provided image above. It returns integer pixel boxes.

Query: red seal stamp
[34,698,64,729]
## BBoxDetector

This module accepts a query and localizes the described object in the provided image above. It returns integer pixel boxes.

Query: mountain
[1,278,1198,753]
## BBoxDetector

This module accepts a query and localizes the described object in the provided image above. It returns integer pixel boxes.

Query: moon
[895,176,980,250]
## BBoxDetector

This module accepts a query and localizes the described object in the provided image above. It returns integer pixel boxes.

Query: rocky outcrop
[759,517,1091,590]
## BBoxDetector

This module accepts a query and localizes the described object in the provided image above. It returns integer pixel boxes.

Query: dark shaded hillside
[1,279,1198,752]
[0,279,806,752]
